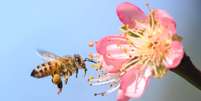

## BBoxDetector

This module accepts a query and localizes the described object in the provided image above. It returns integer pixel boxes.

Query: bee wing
[37,49,61,61]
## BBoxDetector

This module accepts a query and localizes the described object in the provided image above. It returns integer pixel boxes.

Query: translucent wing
[37,49,61,61]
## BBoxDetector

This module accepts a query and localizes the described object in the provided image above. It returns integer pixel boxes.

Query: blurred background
[0,0,200,101]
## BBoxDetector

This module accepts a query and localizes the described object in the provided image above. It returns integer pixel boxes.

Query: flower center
[120,11,172,77]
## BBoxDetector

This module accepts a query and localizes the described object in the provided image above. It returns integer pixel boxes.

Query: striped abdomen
[31,61,60,78]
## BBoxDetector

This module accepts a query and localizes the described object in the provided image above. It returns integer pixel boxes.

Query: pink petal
[96,35,132,73]
[163,41,184,69]
[153,9,176,35]
[117,90,130,101]
[116,2,146,28]
[120,66,152,98]
[97,54,120,73]
[96,35,128,55]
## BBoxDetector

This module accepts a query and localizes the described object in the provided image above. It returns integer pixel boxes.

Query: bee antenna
[84,58,97,63]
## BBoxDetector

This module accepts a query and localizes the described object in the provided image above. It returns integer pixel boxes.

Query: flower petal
[97,54,118,73]
[116,2,146,28]
[117,90,130,101]
[153,9,176,35]
[120,66,152,98]
[96,35,132,73]
[96,35,128,55]
[163,41,184,69]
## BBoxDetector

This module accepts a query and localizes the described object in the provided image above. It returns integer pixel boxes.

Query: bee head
[74,54,86,69]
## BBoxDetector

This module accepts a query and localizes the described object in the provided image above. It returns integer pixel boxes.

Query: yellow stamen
[88,76,94,81]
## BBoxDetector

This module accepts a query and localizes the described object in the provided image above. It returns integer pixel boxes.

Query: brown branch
[170,52,201,90]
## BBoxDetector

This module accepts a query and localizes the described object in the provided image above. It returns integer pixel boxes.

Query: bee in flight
[31,50,95,94]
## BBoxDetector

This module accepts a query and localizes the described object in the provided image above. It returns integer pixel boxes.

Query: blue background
[0,0,200,101]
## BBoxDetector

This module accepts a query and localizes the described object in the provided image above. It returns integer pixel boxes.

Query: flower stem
[171,52,201,90]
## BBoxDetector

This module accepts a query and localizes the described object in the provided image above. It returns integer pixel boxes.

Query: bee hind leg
[51,73,63,95]
[57,81,63,95]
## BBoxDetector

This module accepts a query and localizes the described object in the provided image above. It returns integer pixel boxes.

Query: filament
[89,74,115,82]
[94,83,120,96]
[89,78,118,86]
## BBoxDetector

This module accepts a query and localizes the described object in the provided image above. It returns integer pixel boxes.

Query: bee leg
[57,81,63,95]
[76,68,78,78]
[64,79,68,84]
[51,73,63,94]
[64,73,69,85]
[84,68,87,77]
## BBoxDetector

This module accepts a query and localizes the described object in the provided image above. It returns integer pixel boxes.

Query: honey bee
[31,50,94,94]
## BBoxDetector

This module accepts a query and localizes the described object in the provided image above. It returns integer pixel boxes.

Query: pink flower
[89,2,184,101]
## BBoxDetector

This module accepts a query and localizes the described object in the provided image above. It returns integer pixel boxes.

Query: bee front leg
[84,68,87,77]
[76,68,78,78]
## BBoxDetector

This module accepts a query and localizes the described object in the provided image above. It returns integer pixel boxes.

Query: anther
[94,93,105,96]
[88,40,94,47]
